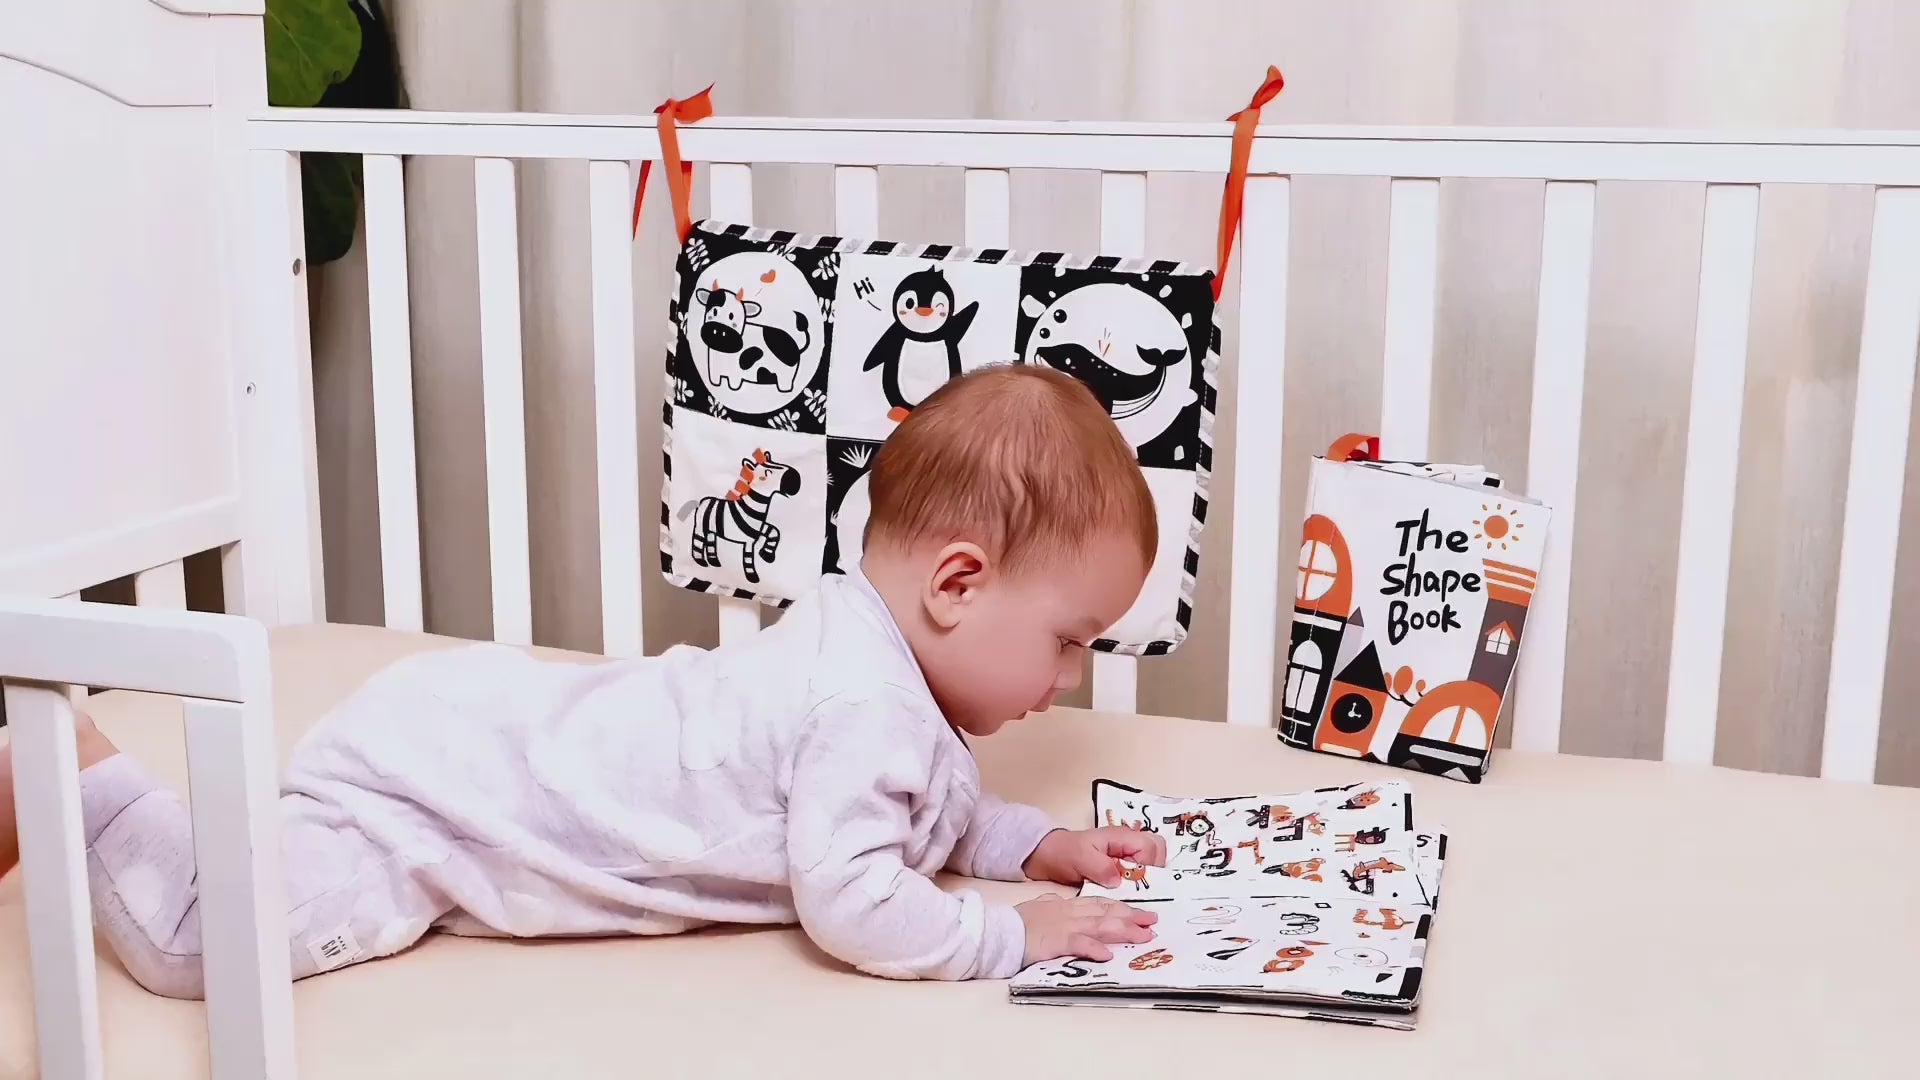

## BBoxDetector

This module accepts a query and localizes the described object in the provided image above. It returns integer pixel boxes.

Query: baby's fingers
[1066,933,1114,963]
[1085,855,1125,888]
[1104,830,1165,866]
[1144,832,1169,867]
[1098,914,1157,945]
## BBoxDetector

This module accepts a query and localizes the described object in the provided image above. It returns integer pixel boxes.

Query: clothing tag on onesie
[305,924,366,973]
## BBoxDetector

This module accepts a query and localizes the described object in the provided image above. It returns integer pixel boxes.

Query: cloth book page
[1009,779,1447,1028]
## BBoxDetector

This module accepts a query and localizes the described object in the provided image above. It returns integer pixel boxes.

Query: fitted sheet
[2,623,1916,1078]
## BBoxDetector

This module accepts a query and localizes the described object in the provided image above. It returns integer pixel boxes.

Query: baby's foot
[0,711,120,880]
[73,710,120,770]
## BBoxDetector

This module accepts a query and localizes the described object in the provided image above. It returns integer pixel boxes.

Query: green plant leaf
[265,0,363,107]
[301,152,363,266]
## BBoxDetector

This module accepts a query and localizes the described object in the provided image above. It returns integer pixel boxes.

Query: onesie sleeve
[784,693,1028,981]
[945,791,1058,882]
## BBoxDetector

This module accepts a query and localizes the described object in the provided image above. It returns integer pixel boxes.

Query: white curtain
[308,0,1920,784]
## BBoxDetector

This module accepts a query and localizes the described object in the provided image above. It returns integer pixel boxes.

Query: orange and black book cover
[1280,437,1552,783]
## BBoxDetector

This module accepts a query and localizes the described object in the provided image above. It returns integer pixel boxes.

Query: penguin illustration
[862,265,979,422]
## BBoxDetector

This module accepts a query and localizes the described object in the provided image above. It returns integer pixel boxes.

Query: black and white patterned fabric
[659,219,1221,655]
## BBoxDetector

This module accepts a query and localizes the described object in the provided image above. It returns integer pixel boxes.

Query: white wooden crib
[3,4,1918,1079]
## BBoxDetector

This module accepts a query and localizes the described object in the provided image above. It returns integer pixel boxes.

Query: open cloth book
[1008,778,1448,1029]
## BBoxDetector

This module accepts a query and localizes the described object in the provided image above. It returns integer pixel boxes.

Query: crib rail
[242,112,1920,782]
[253,112,1920,185]
[0,598,293,1080]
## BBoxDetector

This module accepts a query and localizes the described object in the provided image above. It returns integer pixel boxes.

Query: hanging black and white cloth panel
[659,219,1221,655]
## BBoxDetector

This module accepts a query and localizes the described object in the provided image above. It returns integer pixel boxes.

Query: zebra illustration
[678,449,802,584]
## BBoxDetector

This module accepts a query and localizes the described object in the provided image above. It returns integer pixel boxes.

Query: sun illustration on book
[1474,503,1524,551]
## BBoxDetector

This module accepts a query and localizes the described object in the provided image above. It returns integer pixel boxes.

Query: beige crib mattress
[3,623,1917,1078]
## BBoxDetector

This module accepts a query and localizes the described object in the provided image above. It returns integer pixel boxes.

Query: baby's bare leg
[0,710,119,879]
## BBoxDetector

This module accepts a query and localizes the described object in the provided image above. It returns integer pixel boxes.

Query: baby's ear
[923,541,989,630]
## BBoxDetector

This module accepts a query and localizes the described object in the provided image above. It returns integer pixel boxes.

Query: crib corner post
[209,7,322,627]
[183,694,297,1080]
[3,681,105,1080]
[238,148,327,628]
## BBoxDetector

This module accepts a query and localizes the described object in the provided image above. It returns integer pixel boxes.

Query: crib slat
[247,150,326,625]
[473,157,534,647]
[964,169,1011,247]
[1100,172,1147,251]
[710,162,753,223]
[220,543,247,618]
[134,559,188,610]
[1511,181,1597,753]
[1380,178,1441,460]
[1227,176,1291,729]
[713,598,759,643]
[58,593,89,706]
[1095,171,1149,714]
[708,163,763,645]
[4,683,105,1080]
[835,166,879,237]
[1663,184,1760,765]
[363,153,425,634]
[588,160,644,658]
[183,697,297,1079]
[1822,186,1920,782]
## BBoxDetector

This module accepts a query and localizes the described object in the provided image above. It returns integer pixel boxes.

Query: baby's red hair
[864,364,1158,574]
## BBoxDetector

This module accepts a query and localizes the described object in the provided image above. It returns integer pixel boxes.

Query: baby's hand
[1022,826,1168,888]
[1015,893,1158,966]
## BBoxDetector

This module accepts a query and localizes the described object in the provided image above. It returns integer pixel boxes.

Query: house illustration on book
[1317,640,1391,759]
[1282,509,1542,782]
[1283,514,1404,761]
[1385,557,1539,779]
[1282,515,1354,746]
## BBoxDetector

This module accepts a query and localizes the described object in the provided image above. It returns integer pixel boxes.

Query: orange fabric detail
[1326,434,1380,462]
[1482,558,1538,578]
[1486,583,1535,606]
[631,84,716,243]
[1213,65,1286,302]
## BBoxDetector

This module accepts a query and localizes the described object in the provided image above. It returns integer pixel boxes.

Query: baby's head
[860,364,1156,736]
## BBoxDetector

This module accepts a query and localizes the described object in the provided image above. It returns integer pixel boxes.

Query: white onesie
[78,570,1058,999]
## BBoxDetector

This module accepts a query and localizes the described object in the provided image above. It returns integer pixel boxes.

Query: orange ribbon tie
[1214,65,1285,302]
[1326,433,1381,463]
[632,84,716,243]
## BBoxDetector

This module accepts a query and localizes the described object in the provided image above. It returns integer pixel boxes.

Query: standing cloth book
[1279,435,1552,783]
[657,220,1222,653]
[1008,778,1449,1028]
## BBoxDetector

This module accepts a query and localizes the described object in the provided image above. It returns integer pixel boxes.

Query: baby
[0,363,1170,999]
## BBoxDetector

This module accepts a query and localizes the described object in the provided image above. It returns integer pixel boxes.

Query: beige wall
[310,0,1920,785]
